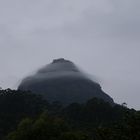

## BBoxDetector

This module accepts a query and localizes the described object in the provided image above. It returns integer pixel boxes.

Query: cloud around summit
[0,0,140,109]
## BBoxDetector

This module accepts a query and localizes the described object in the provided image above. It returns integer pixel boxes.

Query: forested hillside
[0,89,139,140]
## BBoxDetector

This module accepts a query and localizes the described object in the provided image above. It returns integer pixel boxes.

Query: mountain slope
[18,58,114,105]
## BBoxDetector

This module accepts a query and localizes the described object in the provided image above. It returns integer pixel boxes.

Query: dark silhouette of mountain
[18,58,114,105]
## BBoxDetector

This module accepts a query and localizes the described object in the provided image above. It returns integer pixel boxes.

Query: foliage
[0,89,48,139]
[94,111,140,140]
[0,89,139,140]
[6,112,88,140]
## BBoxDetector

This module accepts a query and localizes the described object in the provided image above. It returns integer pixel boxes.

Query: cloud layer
[0,0,140,109]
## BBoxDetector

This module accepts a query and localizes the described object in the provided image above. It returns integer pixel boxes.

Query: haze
[0,0,140,109]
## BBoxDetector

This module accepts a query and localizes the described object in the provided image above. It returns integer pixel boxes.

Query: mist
[0,0,140,109]
[19,59,94,88]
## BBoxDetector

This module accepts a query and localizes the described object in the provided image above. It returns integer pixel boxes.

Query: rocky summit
[18,58,114,105]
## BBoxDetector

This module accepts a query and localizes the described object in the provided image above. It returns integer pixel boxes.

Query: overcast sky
[0,0,140,109]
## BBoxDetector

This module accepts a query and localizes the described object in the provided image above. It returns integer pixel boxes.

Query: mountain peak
[18,59,114,105]
[37,58,79,74]
[52,58,72,64]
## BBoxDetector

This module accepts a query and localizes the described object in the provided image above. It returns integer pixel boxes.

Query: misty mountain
[18,58,114,105]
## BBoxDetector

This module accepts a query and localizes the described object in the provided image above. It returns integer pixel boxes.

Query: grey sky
[0,0,140,109]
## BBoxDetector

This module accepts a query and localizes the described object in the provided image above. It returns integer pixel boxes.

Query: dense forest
[0,89,139,140]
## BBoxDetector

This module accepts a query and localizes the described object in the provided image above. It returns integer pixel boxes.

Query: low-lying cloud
[0,0,140,109]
